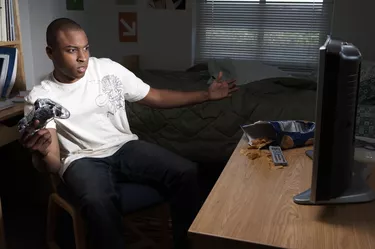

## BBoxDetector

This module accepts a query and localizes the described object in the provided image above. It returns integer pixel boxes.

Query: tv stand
[294,159,375,205]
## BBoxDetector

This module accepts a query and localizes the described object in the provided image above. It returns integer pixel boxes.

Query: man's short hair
[46,18,83,47]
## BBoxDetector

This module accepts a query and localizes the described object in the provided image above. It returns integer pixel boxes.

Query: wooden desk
[189,136,375,249]
[0,104,24,248]
[0,103,24,148]
[0,103,24,123]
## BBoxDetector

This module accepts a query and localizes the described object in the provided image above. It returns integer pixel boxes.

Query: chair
[0,197,6,249]
[46,175,172,249]
[0,198,6,249]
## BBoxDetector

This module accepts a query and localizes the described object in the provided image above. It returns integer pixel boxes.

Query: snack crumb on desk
[240,148,262,160]
[240,146,284,169]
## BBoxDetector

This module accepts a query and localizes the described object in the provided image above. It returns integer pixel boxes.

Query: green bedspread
[125,70,317,166]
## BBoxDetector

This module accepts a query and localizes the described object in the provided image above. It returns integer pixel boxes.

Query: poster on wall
[66,0,84,10]
[118,12,137,43]
[148,0,186,10]
[116,0,136,5]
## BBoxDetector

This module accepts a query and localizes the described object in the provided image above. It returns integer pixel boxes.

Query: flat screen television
[293,36,375,205]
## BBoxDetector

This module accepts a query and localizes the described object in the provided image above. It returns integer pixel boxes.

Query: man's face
[46,29,90,83]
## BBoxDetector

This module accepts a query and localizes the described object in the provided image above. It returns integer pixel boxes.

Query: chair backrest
[30,152,61,194]
[49,174,61,193]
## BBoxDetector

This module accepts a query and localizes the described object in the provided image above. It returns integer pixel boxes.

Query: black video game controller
[18,98,70,136]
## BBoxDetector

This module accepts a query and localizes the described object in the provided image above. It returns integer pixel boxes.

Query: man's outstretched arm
[137,72,238,109]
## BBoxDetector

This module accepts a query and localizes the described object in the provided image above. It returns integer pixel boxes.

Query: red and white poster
[118,12,137,43]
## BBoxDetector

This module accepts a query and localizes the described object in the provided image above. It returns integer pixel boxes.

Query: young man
[20,18,237,249]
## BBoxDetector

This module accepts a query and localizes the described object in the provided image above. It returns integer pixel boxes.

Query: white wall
[18,1,375,89]
[19,0,193,89]
[85,1,193,70]
[331,0,375,61]
[18,0,34,89]
[27,0,90,87]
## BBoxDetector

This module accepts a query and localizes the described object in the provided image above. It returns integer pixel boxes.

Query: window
[194,0,334,73]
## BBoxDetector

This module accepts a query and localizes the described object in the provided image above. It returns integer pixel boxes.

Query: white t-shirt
[24,57,150,177]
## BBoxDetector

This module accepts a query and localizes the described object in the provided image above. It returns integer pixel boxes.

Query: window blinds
[194,0,335,73]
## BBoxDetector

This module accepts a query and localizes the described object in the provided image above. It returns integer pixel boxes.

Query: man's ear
[46,46,53,59]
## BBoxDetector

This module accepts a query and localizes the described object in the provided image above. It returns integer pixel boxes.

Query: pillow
[361,60,375,82]
[207,58,291,85]
[185,63,208,72]
[273,77,317,90]
[358,77,375,105]
[356,105,375,138]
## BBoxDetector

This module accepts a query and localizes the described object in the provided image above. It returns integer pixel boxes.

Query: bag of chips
[241,120,315,150]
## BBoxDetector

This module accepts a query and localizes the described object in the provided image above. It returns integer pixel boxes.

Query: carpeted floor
[0,141,51,249]
[2,201,174,249]
[2,203,48,249]
[0,141,215,249]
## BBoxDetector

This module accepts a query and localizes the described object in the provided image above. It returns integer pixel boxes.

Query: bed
[125,60,375,196]
[127,67,317,163]
[356,61,375,138]
[125,62,317,193]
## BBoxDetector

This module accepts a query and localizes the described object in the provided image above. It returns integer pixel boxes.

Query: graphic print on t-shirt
[95,75,125,116]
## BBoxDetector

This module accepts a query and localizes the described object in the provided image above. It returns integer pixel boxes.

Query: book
[10,90,28,103]
[0,46,17,98]
[0,98,14,111]
[0,0,14,42]
[0,0,6,41]
[8,0,14,40]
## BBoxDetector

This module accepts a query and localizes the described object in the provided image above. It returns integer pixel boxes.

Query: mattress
[125,69,317,166]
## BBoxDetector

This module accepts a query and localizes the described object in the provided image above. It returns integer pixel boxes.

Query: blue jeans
[62,140,200,249]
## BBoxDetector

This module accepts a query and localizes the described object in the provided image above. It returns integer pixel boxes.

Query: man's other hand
[208,71,238,101]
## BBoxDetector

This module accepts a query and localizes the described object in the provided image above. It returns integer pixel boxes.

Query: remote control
[269,146,288,166]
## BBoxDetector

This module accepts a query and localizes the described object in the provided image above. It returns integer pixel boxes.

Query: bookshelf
[0,0,26,120]
[4,0,26,95]
[0,0,26,147]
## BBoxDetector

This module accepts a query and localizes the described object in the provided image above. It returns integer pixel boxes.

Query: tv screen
[293,36,375,205]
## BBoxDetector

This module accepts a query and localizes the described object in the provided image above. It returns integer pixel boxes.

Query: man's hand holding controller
[19,119,52,157]
[17,98,70,173]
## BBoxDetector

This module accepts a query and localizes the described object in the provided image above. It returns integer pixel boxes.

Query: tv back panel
[293,36,375,205]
